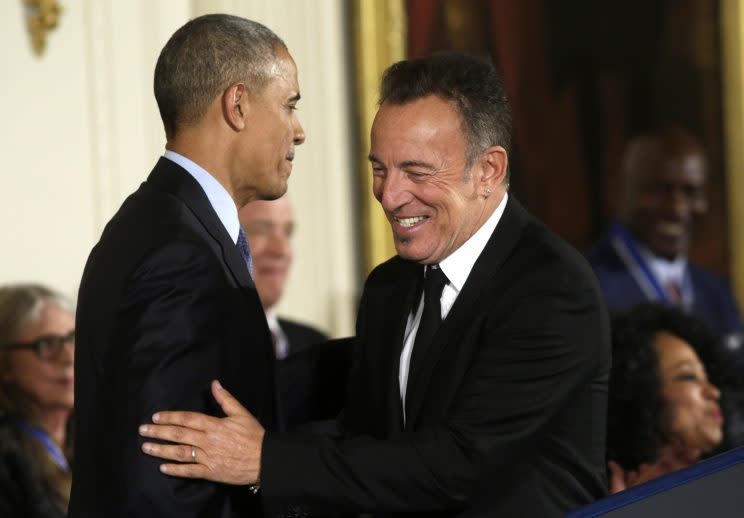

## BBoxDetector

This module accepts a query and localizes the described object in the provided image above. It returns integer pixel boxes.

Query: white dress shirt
[266,311,289,360]
[640,246,692,305]
[399,193,509,417]
[163,150,240,244]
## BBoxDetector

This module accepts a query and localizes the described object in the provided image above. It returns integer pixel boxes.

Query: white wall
[0,0,357,337]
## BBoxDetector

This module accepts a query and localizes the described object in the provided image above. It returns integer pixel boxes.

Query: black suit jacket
[262,196,610,517]
[276,319,328,430]
[275,320,353,432]
[69,158,276,517]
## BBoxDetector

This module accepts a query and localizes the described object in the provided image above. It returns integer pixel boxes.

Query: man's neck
[166,134,233,200]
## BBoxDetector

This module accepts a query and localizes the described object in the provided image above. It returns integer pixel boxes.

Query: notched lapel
[404,196,530,428]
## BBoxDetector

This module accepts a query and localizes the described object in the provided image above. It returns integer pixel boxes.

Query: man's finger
[151,410,215,429]
[139,423,204,448]
[141,441,200,464]
[212,380,250,417]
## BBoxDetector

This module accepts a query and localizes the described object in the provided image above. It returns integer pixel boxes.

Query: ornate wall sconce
[24,0,63,56]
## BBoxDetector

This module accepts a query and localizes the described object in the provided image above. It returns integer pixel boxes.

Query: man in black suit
[140,53,610,516]
[69,14,304,517]
[239,196,350,430]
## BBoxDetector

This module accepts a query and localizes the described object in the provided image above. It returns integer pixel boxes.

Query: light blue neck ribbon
[609,222,691,305]
[12,417,70,472]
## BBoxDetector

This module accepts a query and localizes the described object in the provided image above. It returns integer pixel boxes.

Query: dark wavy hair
[379,52,512,175]
[607,303,718,471]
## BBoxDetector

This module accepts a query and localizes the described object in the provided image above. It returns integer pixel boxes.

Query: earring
[484,187,492,196]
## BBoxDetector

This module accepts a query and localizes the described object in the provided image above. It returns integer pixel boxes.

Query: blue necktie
[236,228,254,278]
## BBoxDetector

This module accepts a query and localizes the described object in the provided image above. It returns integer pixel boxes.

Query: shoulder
[0,419,38,509]
[366,255,419,286]
[279,318,328,344]
[508,213,599,294]
[688,262,732,287]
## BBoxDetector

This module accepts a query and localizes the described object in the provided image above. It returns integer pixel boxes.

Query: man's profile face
[238,46,305,202]
[369,95,489,264]
[239,196,294,310]
[625,148,707,260]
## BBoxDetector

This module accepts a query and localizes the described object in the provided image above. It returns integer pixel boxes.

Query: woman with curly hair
[0,284,75,517]
[607,303,724,493]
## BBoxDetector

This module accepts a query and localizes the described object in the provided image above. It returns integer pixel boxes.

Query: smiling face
[234,46,305,203]
[1,301,75,421]
[655,331,723,457]
[239,195,294,310]
[369,96,505,264]
[623,141,707,260]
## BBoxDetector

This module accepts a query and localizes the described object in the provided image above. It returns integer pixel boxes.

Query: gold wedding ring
[191,445,196,463]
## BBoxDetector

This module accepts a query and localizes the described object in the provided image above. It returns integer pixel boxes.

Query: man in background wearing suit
[240,196,350,431]
[588,128,743,347]
[70,14,304,517]
[140,53,610,517]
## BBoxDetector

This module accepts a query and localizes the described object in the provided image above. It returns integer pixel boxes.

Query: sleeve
[260,260,608,514]
[116,241,242,517]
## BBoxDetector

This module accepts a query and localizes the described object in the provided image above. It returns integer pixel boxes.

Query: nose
[266,231,291,258]
[375,170,411,212]
[59,339,74,364]
[704,380,721,401]
[293,115,305,146]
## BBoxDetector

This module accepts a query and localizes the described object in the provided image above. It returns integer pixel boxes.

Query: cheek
[665,389,703,432]
[248,241,269,262]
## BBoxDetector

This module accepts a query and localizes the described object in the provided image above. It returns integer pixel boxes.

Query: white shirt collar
[163,150,240,244]
[639,245,687,285]
[438,192,509,292]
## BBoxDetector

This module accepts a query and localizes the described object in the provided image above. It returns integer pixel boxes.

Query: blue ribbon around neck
[609,222,691,305]
[11,417,70,472]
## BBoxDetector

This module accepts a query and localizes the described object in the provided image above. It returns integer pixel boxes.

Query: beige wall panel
[0,0,190,297]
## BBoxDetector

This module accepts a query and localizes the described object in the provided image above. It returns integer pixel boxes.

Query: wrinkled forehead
[371,97,465,150]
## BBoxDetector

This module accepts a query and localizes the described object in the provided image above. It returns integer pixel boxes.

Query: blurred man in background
[589,127,743,349]
[240,196,349,431]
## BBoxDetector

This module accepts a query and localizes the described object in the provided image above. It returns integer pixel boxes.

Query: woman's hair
[0,283,74,513]
[607,303,718,471]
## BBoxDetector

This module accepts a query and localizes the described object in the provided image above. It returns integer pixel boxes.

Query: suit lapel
[147,158,254,290]
[404,196,530,428]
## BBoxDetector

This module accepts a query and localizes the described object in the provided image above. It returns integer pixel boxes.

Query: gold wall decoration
[24,0,63,56]
[350,0,407,275]
[721,0,744,309]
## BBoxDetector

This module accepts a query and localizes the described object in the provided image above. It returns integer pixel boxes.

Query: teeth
[397,216,425,228]
[657,222,683,235]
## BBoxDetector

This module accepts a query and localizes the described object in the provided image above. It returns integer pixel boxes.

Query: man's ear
[222,83,248,131]
[479,145,508,191]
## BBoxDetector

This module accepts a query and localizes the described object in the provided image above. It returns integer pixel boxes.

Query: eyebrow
[367,154,437,171]
[671,360,702,370]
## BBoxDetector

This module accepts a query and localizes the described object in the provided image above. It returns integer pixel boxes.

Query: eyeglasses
[1,330,75,361]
